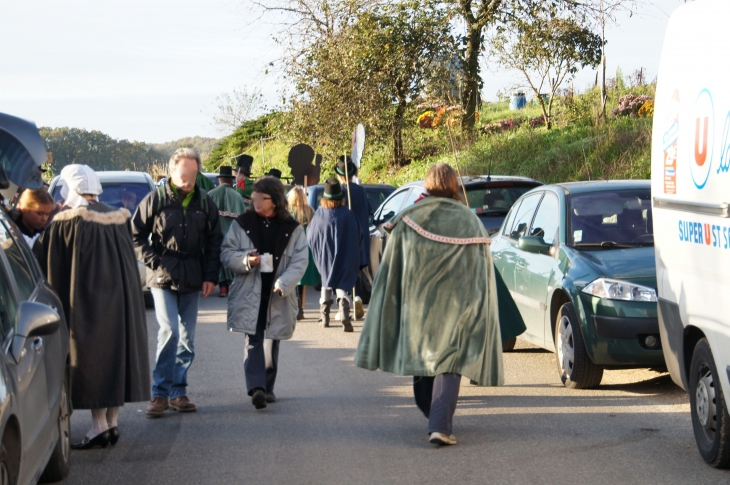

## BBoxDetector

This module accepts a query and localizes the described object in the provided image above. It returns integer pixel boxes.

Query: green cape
[208,183,247,283]
[355,197,523,386]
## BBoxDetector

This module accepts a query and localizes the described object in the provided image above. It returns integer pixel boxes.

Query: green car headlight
[581,278,657,302]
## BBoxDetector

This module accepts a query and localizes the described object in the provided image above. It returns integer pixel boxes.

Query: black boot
[339,298,353,332]
[296,287,305,320]
[319,300,333,327]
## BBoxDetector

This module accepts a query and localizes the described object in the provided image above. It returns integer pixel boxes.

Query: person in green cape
[287,186,321,319]
[196,171,216,191]
[354,163,525,446]
[234,154,254,207]
[208,165,247,297]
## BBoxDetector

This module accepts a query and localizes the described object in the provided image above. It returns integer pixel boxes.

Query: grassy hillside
[204,84,655,187]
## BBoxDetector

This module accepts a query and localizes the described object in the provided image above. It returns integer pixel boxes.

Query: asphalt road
[63,288,729,485]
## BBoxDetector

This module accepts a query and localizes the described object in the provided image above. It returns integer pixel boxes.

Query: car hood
[575,246,657,288]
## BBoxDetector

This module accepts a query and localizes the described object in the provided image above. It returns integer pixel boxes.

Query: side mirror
[10,301,61,364]
[518,235,552,255]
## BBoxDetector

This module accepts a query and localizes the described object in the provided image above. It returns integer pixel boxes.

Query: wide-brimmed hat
[323,178,344,200]
[218,166,235,179]
[234,154,254,176]
[335,155,357,177]
[266,168,282,179]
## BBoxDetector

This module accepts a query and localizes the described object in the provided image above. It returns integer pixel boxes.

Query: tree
[210,87,265,135]
[39,127,166,173]
[583,0,647,118]
[489,13,601,129]
[353,1,455,165]
[282,0,454,166]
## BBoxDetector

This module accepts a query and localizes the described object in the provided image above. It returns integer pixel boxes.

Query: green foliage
[150,137,220,162]
[284,0,455,167]
[39,127,166,174]
[204,113,281,171]
[489,12,602,129]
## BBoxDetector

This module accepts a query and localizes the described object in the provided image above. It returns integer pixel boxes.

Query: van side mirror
[10,301,61,364]
[518,235,552,255]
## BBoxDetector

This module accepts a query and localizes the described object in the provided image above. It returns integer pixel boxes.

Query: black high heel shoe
[71,430,111,450]
[109,427,120,445]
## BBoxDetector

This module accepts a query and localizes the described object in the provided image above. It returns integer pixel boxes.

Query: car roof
[551,180,650,195]
[402,175,542,188]
[52,170,153,184]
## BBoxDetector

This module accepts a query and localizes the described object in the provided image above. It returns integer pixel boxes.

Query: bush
[612,94,653,118]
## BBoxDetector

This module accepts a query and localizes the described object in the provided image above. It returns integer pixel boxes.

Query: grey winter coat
[221,212,309,340]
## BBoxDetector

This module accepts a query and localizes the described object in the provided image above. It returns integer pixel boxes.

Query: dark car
[367,175,543,280]
[0,112,71,484]
[48,171,156,307]
[307,183,396,217]
[491,181,661,388]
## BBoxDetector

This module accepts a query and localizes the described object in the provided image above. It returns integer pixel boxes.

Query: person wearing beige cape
[355,163,524,446]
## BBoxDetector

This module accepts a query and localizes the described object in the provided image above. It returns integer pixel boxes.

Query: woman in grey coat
[221,176,309,409]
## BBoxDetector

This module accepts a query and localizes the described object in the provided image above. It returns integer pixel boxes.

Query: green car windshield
[568,189,653,248]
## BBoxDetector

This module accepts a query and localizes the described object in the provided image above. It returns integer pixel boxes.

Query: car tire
[0,441,18,485]
[144,291,154,309]
[689,338,730,468]
[554,302,603,389]
[40,374,70,483]
[502,337,517,352]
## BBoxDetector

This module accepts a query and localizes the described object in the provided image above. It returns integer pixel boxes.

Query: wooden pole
[447,122,469,205]
[343,152,357,321]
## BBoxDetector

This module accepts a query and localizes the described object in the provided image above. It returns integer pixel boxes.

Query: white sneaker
[429,432,457,446]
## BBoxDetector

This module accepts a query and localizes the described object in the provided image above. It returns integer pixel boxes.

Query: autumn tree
[489,12,601,129]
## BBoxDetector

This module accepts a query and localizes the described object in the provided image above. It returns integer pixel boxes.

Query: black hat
[218,166,235,179]
[266,168,282,179]
[234,154,254,176]
[335,155,357,177]
[323,178,344,200]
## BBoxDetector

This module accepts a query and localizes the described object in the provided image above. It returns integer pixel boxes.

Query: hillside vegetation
[204,84,655,187]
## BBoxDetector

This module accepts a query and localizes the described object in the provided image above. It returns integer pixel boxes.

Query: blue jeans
[151,288,200,399]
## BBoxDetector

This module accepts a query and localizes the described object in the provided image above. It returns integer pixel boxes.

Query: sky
[0,0,687,143]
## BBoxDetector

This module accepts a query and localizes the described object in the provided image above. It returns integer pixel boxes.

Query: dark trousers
[413,373,461,435]
[244,297,280,396]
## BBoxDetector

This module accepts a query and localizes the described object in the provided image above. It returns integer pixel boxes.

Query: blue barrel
[510,92,526,110]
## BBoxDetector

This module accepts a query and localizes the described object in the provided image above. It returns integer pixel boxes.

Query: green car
[491,180,663,389]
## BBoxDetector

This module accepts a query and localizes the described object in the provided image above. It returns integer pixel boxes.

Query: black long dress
[35,202,150,409]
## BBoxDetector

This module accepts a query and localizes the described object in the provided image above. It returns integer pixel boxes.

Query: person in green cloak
[208,165,247,297]
[354,163,525,447]
[196,171,216,191]
[234,154,254,207]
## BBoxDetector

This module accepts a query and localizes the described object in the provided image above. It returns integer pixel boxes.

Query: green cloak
[236,181,253,208]
[208,183,247,284]
[196,172,216,191]
[355,197,521,386]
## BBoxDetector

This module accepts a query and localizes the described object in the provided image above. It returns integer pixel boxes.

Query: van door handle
[33,337,44,352]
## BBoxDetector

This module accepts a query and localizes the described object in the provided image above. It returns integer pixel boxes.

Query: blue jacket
[307,206,362,290]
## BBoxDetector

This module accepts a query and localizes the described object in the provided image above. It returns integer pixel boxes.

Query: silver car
[0,112,72,484]
[48,171,156,307]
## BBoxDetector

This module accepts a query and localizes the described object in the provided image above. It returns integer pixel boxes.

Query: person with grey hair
[132,148,223,417]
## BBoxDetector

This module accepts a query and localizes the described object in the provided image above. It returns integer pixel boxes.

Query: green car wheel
[555,302,603,389]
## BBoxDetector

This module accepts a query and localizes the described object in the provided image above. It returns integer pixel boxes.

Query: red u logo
[696,117,709,166]
[704,223,711,245]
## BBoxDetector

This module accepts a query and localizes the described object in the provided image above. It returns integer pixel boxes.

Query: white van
[652,0,730,468]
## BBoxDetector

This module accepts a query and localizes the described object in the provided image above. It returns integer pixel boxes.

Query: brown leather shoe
[169,396,197,413]
[146,397,169,418]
